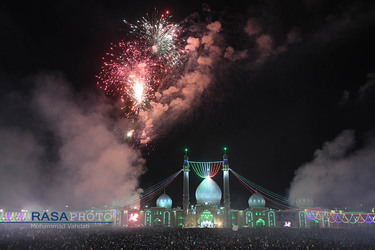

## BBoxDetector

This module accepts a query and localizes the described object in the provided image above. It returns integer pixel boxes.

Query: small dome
[248,193,265,207]
[195,178,222,205]
[156,193,172,208]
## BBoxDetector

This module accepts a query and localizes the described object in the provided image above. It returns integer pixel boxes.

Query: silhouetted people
[0,226,374,249]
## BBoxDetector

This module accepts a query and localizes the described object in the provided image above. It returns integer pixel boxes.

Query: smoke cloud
[139,21,225,144]
[287,27,302,44]
[224,47,248,61]
[243,16,302,68]
[244,18,263,36]
[0,74,144,210]
[358,72,375,100]
[288,129,375,209]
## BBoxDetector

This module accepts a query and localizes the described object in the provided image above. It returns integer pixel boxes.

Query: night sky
[1,0,375,211]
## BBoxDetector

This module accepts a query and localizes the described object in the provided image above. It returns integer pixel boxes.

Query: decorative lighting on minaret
[223,147,231,228]
[183,148,190,227]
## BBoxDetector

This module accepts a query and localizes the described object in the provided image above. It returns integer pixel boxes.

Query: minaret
[182,148,190,227]
[223,147,231,228]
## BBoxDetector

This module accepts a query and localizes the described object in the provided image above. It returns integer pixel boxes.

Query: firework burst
[124,10,184,67]
[97,10,185,117]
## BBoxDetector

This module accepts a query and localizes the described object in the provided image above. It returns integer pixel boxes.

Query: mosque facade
[119,152,332,229]
[121,188,321,229]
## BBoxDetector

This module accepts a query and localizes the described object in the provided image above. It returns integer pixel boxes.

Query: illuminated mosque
[1,149,374,228]
[120,149,335,228]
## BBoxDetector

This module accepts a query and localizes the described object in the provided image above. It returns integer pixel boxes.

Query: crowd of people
[1,226,374,249]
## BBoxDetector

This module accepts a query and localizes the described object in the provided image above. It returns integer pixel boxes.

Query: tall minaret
[182,148,190,227]
[223,147,231,228]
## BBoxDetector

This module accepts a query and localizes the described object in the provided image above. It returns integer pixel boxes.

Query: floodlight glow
[284,221,291,227]
[129,213,139,222]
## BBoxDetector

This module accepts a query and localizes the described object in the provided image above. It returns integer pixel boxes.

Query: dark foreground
[1,227,375,249]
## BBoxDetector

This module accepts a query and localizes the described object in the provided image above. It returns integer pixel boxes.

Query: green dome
[195,178,222,205]
[156,193,172,208]
[248,193,265,207]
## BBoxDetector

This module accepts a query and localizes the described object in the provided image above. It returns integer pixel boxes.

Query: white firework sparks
[124,10,184,67]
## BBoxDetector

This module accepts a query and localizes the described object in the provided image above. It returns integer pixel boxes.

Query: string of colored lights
[124,170,182,208]
[232,171,290,210]
[306,209,375,224]
[0,211,31,222]
[190,162,205,178]
[139,169,182,205]
[202,162,210,177]
[189,161,223,178]
[231,169,289,204]
[230,169,294,210]
[231,170,289,201]
[128,170,182,207]
[141,170,180,194]
[139,170,181,206]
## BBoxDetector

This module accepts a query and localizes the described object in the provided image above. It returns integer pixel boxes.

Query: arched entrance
[163,211,170,227]
[199,209,214,227]
[256,218,265,227]
[246,211,253,227]
[153,218,162,226]
[145,211,151,227]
